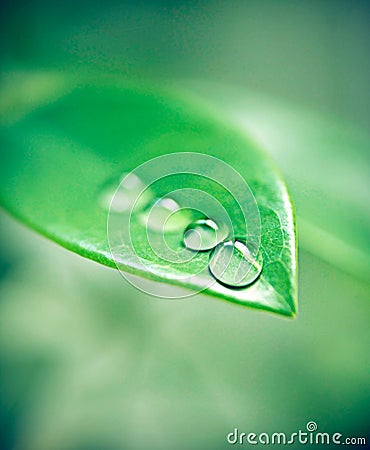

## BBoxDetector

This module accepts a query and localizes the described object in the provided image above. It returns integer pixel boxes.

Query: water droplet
[99,173,149,213]
[143,197,192,232]
[208,238,263,287]
[183,218,228,251]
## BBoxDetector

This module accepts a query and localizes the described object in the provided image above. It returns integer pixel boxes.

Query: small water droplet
[143,197,191,232]
[99,173,149,213]
[208,238,263,287]
[183,218,228,251]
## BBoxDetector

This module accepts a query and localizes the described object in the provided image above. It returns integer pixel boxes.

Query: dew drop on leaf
[183,218,228,251]
[142,197,192,232]
[208,238,263,287]
[99,173,149,213]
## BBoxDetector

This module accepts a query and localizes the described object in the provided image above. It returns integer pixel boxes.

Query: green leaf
[0,72,297,317]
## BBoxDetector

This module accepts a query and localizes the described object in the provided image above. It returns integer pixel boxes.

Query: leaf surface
[0,72,297,316]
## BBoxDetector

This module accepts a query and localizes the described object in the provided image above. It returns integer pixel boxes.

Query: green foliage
[0,73,297,316]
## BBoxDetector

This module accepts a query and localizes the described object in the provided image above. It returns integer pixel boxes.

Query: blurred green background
[0,1,369,449]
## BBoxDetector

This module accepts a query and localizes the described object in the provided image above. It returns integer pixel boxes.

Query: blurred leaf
[0,72,297,316]
[182,81,370,282]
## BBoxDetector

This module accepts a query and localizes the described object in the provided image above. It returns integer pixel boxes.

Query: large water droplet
[208,239,263,287]
[183,218,228,251]
[99,173,150,213]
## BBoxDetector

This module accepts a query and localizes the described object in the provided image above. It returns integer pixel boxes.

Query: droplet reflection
[208,238,263,287]
[183,218,228,251]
